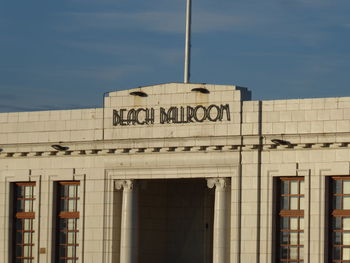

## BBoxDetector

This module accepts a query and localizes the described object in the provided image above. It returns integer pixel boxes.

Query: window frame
[328,176,350,262]
[275,177,305,262]
[55,181,80,263]
[12,182,36,263]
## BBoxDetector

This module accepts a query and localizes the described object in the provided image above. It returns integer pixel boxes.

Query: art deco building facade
[1,83,350,263]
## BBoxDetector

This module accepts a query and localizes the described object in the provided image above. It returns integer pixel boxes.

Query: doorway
[138,178,214,263]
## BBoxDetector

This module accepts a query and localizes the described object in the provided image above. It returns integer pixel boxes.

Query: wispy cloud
[0,93,19,101]
[56,5,344,48]
[0,103,60,112]
[293,0,332,5]
[1,64,149,82]
[62,41,183,65]
[58,11,183,33]
[45,65,149,81]
[58,10,255,34]
[193,12,254,33]
[0,84,100,112]
[0,103,98,113]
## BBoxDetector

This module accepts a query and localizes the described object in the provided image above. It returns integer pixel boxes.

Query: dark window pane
[281,197,289,210]
[281,217,289,229]
[334,196,342,210]
[16,231,23,244]
[334,217,342,230]
[282,181,289,194]
[281,232,289,244]
[334,180,342,194]
[15,245,22,257]
[16,200,24,212]
[17,186,25,198]
[59,231,67,244]
[58,245,66,257]
[333,246,341,260]
[16,218,24,230]
[59,218,67,230]
[334,232,342,245]
[60,199,67,212]
[61,185,69,197]
[280,246,288,259]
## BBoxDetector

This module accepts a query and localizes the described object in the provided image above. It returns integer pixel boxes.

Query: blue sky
[0,0,349,112]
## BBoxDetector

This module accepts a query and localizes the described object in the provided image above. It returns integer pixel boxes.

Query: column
[115,180,138,263]
[207,178,230,263]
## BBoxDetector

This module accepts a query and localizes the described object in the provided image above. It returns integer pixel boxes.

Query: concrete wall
[0,108,103,144]
[242,97,350,136]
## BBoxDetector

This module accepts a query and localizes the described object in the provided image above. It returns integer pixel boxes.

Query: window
[12,182,36,263]
[276,177,304,262]
[55,181,80,263]
[329,177,350,262]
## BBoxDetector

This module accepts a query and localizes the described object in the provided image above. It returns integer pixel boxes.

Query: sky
[0,0,350,112]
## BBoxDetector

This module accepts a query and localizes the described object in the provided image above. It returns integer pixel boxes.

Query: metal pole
[184,0,191,83]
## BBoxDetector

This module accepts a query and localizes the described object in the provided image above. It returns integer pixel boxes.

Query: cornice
[0,133,350,159]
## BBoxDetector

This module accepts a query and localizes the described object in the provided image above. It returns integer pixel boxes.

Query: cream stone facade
[1,83,350,263]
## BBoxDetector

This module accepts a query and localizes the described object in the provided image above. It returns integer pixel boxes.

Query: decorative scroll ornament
[115,180,134,191]
[207,178,229,190]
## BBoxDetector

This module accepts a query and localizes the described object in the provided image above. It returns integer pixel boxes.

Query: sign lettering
[113,104,231,126]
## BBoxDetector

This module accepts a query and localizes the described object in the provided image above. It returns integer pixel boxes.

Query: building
[1,82,350,263]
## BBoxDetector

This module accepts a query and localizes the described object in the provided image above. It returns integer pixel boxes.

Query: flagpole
[184,0,191,83]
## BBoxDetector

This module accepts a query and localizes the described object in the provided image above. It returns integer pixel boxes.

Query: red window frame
[276,177,305,262]
[329,176,350,262]
[55,181,80,263]
[13,182,36,263]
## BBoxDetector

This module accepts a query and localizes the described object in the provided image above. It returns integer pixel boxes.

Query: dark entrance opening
[138,178,214,263]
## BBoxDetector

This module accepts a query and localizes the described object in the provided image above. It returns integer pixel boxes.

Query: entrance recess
[138,179,214,263]
[115,177,231,263]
